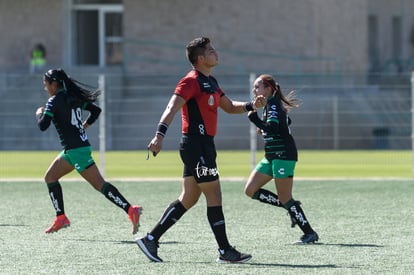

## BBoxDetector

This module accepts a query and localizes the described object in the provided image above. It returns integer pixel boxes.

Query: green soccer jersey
[38,89,101,150]
[249,95,298,161]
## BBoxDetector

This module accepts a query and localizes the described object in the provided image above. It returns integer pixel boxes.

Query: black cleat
[295,231,319,244]
[216,246,252,263]
[136,235,163,262]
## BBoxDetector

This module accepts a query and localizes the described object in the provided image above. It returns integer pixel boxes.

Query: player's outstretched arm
[220,95,266,114]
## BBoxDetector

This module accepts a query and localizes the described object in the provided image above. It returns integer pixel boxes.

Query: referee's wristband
[243,102,254,112]
[156,122,168,137]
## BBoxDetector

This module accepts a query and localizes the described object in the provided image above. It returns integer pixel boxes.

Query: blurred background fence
[0,72,411,151]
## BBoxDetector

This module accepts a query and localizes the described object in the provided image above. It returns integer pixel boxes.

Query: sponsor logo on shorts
[195,161,219,179]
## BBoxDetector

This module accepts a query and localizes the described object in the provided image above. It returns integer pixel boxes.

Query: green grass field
[0,150,413,274]
[0,150,412,179]
[0,179,413,274]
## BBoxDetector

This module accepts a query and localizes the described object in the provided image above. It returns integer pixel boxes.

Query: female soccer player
[35,69,142,234]
[245,74,319,244]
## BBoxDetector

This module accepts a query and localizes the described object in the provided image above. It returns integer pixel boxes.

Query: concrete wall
[0,0,370,74]
[123,0,368,74]
[2,0,414,74]
[368,0,414,60]
[0,0,64,72]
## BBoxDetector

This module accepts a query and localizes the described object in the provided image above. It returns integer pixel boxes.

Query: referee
[136,37,265,263]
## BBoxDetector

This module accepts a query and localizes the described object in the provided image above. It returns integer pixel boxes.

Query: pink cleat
[45,214,70,234]
[128,205,143,234]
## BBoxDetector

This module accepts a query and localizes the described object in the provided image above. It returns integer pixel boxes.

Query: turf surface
[0,150,412,179]
[0,179,413,274]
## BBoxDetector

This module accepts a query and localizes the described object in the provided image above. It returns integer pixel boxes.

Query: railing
[0,72,411,151]
[122,38,342,75]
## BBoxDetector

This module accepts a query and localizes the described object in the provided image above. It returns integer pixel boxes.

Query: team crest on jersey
[208,95,214,106]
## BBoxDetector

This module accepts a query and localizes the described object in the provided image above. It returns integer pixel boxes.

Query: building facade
[1,0,413,74]
[0,0,412,151]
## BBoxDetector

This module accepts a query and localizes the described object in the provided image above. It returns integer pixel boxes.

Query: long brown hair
[259,74,299,111]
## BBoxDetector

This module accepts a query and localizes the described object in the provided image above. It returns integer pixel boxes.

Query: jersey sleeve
[37,96,56,131]
[174,77,198,101]
[83,102,102,125]
[248,101,280,134]
[36,111,52,131]
[248,111,279,134]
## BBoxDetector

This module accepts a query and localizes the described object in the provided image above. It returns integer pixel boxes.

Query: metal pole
[249,73,257,171]
[98,74,106,177]
[411,71,414,177]
[333,95,339,149]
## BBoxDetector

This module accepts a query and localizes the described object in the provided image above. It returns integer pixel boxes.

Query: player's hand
[35,107,44,116]
[147,134,164,157]
[253,95,266,108]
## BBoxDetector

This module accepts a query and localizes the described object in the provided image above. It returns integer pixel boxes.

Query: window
[392,16,402,60]
[368,15,379,72]
[105,12,123,64]
[392,16,402,72]
[72,1,123,66]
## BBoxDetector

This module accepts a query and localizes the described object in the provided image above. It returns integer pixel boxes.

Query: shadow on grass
[247,263,338,268]
[118,240,179,245]
[318,242,384,248]
[64,239,179,245]
[0,224,25,227]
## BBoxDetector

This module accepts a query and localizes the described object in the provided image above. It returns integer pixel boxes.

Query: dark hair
[44,69,101,103]
[32,43,46,57]
[186,37,210,65]
[259,74,299,110]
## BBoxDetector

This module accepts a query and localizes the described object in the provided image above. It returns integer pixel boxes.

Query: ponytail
[259,74,299,111]
[44,68,101,103]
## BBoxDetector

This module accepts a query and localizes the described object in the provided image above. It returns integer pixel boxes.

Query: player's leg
[136,176,196,262]
[199,179,228,247]
[275,172,318,243]
[199,179,252,263]
[245,161,283,207]
[149,176,198,240]
[80,163,142,234]
[281,195,319,244]
[44,153,74,233]
[74,146,132,215]
[80,163,130,212]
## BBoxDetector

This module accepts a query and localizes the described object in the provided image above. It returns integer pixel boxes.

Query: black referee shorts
[179,135,219,183]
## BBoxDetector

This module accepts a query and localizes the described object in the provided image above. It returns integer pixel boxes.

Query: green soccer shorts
[59,146,95,173]
[255,158,296,178]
